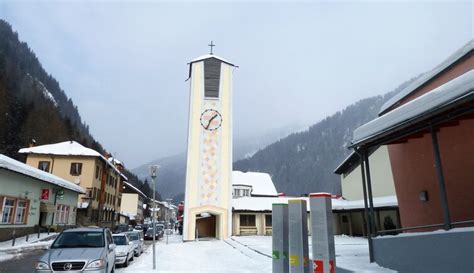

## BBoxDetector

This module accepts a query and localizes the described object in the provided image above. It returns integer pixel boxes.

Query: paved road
[0,249,46,273]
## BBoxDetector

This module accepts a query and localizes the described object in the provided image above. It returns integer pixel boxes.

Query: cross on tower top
[208,41,215,55]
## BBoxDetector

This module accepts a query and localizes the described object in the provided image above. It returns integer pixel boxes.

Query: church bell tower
[183,44,236,241]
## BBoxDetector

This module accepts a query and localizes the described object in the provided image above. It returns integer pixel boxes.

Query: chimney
[29,139,36,148]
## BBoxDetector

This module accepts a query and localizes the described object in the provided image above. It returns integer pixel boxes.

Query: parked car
[34,227,116,273]
[124,231,144,256]
[144,224,164,240]
[113,224,132,234]
[133,224,143,231]
[112,234,134,267]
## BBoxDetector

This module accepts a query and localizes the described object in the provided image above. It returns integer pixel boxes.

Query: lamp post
[149,165,159,270]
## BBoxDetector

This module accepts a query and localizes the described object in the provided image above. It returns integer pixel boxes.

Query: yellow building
[19,141,127,228]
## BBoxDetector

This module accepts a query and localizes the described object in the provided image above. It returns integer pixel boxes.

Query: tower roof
[187,54,237,79]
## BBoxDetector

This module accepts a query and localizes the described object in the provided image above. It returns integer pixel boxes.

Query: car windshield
[113,236,128,245]
[128,233,139,240]
[52,231,104,248]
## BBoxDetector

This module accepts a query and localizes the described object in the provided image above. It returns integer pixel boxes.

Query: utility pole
[149,165,160,270]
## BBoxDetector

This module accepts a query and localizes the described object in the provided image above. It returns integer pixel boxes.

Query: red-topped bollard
[309,193,336,273]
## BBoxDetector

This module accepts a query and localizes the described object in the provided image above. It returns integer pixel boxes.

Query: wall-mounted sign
[41,189,49,200]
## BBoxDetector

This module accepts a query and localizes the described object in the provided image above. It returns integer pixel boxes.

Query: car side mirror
[109,243,116,250]
[140,238,144,242]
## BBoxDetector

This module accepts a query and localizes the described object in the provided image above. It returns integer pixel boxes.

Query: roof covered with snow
[189,54,235,66]
[19,141,102,157]
[352,70,474,147]
[232,195,398,212]
[123,181,147,198]
[232,171,278,197]
[379,40,473,115]
[18,141,128,180]
[0,154,85,194]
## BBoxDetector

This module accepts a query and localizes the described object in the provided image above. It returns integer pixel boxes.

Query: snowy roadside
[0,232,57,262]
[116,234,397,273]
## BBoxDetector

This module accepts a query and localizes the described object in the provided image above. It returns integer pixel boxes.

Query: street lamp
[149,165,159,270]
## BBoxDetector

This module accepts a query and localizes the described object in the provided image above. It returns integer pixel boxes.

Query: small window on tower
[204,58,221,98]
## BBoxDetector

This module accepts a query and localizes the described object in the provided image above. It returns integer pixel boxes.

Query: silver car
[35,227,116,273]
[123,231,144,256]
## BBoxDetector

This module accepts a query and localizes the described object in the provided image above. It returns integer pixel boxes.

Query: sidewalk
[0,232,57,262]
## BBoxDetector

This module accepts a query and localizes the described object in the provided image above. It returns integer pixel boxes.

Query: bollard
[37,227,40,239]
[26,233,29,242]
[309,193,336,273]
[288,199,310,273]
[11,229,16,247]
[272,203,289,273]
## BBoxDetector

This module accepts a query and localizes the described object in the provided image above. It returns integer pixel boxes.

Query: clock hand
[206,114,219,129]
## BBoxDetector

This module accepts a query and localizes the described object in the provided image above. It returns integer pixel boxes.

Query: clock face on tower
[200,109,222,131]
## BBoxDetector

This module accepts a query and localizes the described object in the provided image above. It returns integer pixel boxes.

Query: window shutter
[0,196,4,212]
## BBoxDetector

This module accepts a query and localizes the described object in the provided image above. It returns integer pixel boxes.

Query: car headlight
[85,259,105,269]
[35,261,50,270]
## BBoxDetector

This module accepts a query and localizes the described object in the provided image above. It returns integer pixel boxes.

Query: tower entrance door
[196,213,217,239]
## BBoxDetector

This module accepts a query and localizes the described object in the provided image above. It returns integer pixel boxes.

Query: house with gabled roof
[18,141,127,228]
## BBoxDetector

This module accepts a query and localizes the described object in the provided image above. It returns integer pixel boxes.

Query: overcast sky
[1,1,472,168]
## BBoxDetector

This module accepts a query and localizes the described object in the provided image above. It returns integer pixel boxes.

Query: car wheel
[124,255,129,267]
[130,253,134,261]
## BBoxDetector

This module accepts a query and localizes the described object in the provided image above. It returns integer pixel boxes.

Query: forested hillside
[234,78,418,196]
[0,20,152,196]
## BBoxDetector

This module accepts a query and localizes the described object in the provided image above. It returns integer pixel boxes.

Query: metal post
[272,203,289,273]
[309,193,336,273]
[11,229,16,246]
[288,200,309,273]
[430,126,451,230]
[363,150,377,235]
[356,148,374,263]
[150,165,159,270]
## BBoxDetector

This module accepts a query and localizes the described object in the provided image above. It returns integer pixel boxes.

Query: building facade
[120,181,147,224]
[19,141,127,228]
[0,155,84,241]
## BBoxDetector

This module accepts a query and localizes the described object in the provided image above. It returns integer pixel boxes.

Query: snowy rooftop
[0,154,85,194]
[19,141,127,180]
[124,181,147,198]
[352,70,474,147]
[232,171,278,197]
[19,141,102,157]
[189,54,235,66]
[232,195,398,212]
[379,39,473,115]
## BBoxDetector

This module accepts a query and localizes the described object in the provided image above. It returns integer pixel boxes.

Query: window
[265,214,272,227]
[95,166,100,179]
[15,200,27,224]
[342,215,348,223]
[1,198,15,224]
[56,204,70,224]
[204,58,221,98]
[240,214,256,227]
[70,163,82,176]
[38,161,50,172]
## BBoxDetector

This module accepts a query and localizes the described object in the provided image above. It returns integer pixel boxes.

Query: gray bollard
[288,199,310,273]
[309,193,336,273]
[272,203,289,273]
[11,229,16,247]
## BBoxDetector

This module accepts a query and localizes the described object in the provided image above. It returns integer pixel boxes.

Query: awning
[351,70,474,148]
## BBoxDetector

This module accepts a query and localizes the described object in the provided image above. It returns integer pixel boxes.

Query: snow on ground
[117,234,396,273]
[0,233,57,262]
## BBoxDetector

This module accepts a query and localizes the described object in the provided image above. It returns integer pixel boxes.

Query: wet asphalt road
[0,249,46,273]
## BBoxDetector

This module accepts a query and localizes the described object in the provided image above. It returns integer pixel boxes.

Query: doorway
[195,213,217,239]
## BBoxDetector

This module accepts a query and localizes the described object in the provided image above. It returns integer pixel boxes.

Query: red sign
[41,189,49,200]
[313,260,323,273]
[329,260,335,273]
